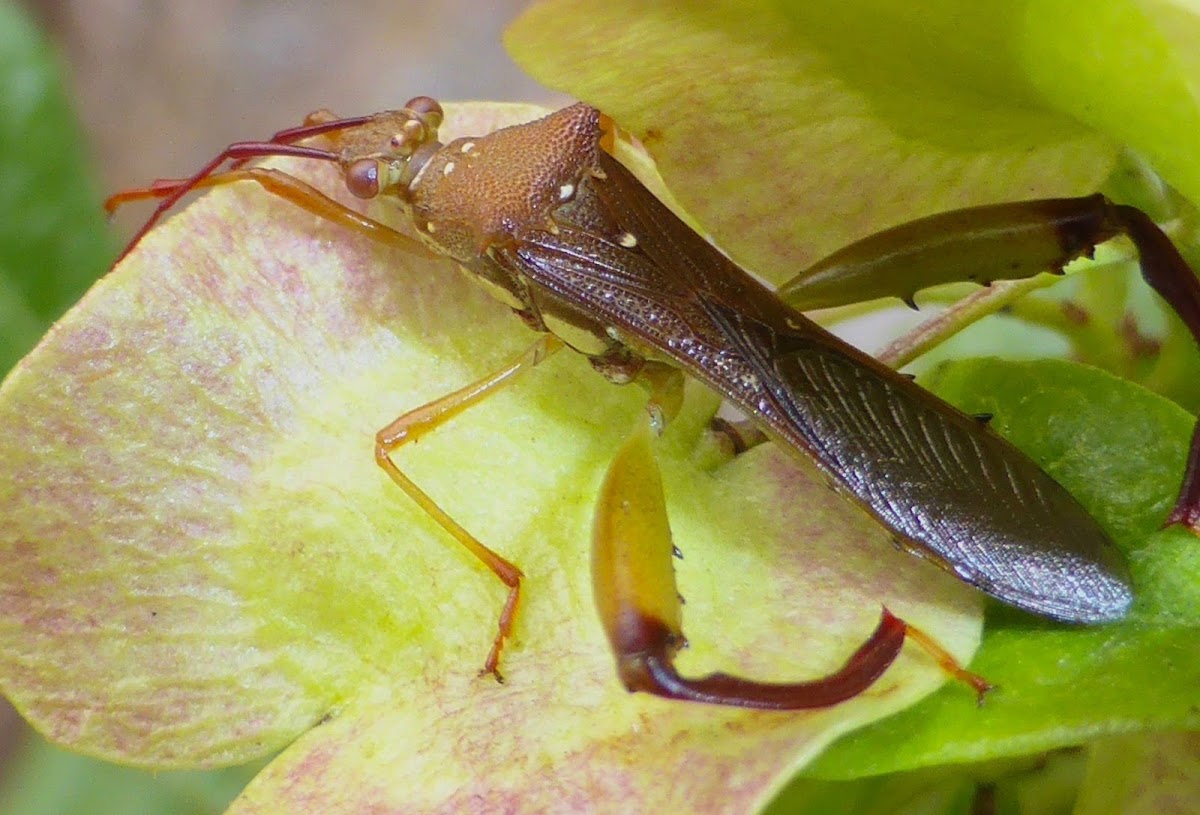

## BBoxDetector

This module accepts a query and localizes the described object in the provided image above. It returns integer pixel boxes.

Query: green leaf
[0,0,113,374]
[506,0,1121,286]
[765,770,976,815]
[810,359,1200,778]
[766,751,1089,814]
[1014,0,1200,207]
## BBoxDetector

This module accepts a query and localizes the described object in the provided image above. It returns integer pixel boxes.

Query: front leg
[107,167,434,258]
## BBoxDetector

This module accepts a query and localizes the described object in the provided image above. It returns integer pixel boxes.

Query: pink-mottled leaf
[0,103,980,813]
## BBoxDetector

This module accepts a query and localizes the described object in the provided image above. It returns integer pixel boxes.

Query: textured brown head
[402,104,603,262]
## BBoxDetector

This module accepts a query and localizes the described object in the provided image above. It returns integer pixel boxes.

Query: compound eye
[345,158,381,199]
[404,95,444,128]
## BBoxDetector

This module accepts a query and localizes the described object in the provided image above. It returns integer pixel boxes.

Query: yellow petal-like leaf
[0,103,980,813]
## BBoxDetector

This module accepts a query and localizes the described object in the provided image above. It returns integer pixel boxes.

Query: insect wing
[508,149,1132,624]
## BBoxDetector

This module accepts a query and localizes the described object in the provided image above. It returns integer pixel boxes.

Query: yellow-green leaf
[0,103,980,813]
[506,0,1121,286]
[1076,732,1200,815]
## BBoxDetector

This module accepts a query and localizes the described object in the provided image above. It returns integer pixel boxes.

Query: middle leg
[375,334,563,680]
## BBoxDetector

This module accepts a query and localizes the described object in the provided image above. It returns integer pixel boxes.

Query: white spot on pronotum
[425,222,437,233]
[443,161,456,176]
[618,232,638,248]
[558,183,575,201]
[460,141,475,153]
